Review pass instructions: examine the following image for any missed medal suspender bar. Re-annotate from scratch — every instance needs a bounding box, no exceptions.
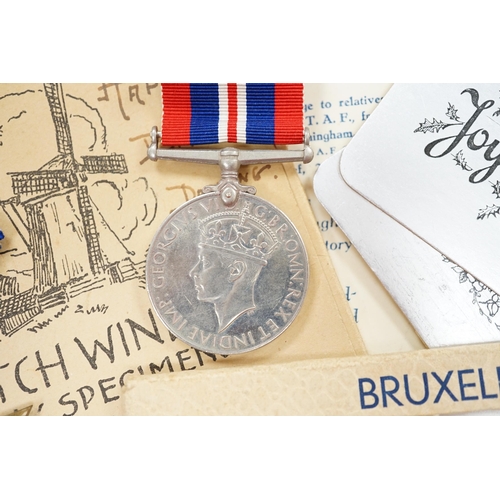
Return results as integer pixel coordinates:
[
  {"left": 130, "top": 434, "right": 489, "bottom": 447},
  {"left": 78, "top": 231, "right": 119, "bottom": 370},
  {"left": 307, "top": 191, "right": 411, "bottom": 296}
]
[{"left": 146, "top": 83, "right": 313, "bottom": 355}]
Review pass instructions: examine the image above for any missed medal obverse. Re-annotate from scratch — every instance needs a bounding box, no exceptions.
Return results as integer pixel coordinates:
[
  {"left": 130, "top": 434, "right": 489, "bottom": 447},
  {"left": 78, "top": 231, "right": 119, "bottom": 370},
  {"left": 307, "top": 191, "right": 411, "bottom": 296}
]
[
  {"left": 146, "top": 83, "right": 313, "bottom": 354},
  {"left": 147, "top": 189, "right": 308, "bottom": 355}
]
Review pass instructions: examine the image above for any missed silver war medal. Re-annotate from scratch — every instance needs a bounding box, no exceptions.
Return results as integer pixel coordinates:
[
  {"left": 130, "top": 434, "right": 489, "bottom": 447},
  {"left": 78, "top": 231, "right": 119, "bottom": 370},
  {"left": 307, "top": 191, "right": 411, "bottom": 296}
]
[{"left": 145, "top": 127, "right": 313, "bottom": 354}]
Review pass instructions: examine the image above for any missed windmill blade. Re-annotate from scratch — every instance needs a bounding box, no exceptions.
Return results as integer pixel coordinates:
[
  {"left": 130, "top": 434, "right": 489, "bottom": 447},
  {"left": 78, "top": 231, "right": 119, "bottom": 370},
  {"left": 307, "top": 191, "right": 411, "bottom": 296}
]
[
  {"left": 43, "top": 83, "right": 75, "bottom": 161},
  {"left": 81, "top": 153, "right": 128, "bottom": 174}
]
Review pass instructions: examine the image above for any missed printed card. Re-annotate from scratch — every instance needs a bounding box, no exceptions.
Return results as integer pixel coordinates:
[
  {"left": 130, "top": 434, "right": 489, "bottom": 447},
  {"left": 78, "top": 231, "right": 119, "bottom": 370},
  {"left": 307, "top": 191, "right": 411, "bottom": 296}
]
[
  {"left": 339, "top": 84, "right": 500, "bottom": 295},
  {"left": 315, "top": 150, "right": 500, "bottom": 347}
]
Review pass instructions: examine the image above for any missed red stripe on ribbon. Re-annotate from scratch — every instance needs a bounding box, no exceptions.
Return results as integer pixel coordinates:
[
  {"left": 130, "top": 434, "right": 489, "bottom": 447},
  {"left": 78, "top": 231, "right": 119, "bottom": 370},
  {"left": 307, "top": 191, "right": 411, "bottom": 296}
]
[
  {"left": 161, "top": 83, "right": 191, "bottom": 146},
  {"left": 227, "top": 83, "right": 238, "bottom": 143},
  {"left": 274, "top": 83, "right": 304, "bottom": 144}
]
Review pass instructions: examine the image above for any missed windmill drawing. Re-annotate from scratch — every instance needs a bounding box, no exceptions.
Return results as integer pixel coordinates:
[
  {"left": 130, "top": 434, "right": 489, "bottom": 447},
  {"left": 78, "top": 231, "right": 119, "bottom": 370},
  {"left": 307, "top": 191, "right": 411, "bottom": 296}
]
[{"left": 0, "top": 84, "right": 138, "bottom": 336}]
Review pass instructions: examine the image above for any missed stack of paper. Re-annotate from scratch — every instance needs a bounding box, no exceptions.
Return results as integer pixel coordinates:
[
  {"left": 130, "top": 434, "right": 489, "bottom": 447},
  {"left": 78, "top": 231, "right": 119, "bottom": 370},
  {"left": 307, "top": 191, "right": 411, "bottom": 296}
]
[{"left": 315, "top": 84, "right": 500, "bottom": 348}]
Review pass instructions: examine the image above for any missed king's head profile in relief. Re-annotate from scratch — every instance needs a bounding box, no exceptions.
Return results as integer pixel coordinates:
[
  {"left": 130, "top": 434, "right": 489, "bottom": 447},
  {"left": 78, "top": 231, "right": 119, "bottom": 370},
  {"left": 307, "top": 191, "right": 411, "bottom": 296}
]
[{"left": 189, "top": 203, "right": 279, "bottom": 333}]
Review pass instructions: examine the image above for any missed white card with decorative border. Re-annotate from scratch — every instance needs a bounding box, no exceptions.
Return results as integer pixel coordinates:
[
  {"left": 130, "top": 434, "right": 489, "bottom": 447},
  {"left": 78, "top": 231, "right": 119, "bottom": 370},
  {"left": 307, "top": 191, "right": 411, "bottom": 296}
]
[{"left": 336, "top": 84, "right": 500, "bottom": 297}]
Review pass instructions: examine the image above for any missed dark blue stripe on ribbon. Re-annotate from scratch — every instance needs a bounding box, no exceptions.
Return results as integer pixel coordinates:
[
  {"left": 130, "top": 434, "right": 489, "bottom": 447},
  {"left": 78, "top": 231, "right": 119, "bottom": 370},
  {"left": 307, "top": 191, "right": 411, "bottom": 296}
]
[
  {"left": 190, "top": 84, "right": 219, "bottom": 145},
  {"left": 246, "top": 84, "right": 275, "bottom": 144}
]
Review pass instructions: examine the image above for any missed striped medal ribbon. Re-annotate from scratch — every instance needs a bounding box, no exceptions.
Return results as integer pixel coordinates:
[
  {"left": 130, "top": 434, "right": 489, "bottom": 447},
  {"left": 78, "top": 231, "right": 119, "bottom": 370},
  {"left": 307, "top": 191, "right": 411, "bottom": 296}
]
[{"left": 161, "top": 83, "right": 304, "bottom": 146}]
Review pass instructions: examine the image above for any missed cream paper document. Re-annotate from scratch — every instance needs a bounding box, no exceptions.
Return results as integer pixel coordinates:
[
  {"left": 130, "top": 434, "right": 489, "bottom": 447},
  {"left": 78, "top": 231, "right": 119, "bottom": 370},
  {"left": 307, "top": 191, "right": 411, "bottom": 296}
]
[{"left": 300, "top": 84, "right": 424, "bottom": 353}]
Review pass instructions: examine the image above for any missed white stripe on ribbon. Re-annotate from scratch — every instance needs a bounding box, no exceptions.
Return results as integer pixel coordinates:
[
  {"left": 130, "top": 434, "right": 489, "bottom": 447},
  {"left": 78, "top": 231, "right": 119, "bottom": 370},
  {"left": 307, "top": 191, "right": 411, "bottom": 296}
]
[
  {"left": 218, "top": 83, "right": 228, "bottom": 143},
  {"left": 236, "top": 83, "right": 247, "bottom": 143}
]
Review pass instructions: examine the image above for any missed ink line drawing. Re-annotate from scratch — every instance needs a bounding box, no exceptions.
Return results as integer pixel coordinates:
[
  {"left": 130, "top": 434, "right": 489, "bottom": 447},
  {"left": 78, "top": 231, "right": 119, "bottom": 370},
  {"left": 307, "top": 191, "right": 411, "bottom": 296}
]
[
  {"left": 443, "top": 256, "right": 500, "bottom": 331},
  {"left": 0, "top": 84, "right": 156, "bottom": 337},
  {"left": 414, "top": 88, "right": 500, "bottom": 221}
]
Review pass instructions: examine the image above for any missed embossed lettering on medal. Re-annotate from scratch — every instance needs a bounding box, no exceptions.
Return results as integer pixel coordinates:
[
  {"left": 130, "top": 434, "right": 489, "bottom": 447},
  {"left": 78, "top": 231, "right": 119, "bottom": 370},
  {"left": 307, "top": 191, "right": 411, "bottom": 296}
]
[{"left": 147, "top": 189, "right": 308, "bottom": 354}]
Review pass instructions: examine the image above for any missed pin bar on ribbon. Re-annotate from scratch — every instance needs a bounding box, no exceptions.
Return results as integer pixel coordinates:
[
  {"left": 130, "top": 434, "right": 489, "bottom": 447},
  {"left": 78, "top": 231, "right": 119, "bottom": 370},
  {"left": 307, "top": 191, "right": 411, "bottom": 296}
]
[{"left": 161, "top": 83, "right": 304, "bottom": 146}]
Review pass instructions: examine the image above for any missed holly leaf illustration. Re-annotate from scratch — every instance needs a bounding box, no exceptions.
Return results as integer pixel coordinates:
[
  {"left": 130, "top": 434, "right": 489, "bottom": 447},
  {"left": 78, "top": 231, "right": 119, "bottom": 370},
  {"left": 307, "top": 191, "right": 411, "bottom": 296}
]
[
  {"left": 491, "top": 180, "right": 500, "bottom": 199},
  {"left": 414, "top": 118, "right": 450, "bottom": 134},
  {"left": 477, "top": 204, "right": 500, "bottom": 220},
  {"left": 452, "top": 150, "right": 472, "bottom": 171},
  {"left": 446, "top": 103, "right": 460, "bottom": 122}
]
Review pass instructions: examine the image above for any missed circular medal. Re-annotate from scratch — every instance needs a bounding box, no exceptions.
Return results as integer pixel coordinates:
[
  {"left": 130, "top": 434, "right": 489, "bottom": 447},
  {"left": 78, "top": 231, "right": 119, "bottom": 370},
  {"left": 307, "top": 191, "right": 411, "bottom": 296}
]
[{"left": 146, "top": 191, "right": 308, "bottom": 355}]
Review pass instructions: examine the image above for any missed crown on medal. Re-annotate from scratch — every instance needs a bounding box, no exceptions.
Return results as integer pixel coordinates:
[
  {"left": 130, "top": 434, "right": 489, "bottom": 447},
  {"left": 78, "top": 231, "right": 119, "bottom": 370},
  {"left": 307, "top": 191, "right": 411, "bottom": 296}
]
[{"left": 199, "top": 203, "right": 279, "bottom": 264}]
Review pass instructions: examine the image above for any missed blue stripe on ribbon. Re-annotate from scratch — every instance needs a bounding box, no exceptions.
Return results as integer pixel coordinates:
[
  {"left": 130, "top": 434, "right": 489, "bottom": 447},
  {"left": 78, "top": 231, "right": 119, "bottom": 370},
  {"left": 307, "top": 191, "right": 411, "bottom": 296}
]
[
  {"left": 190, "top": 84, "right": 219, "bottom": 145},
  {"left": 246, "top": 84, "right": 275, "bottom": 144}
]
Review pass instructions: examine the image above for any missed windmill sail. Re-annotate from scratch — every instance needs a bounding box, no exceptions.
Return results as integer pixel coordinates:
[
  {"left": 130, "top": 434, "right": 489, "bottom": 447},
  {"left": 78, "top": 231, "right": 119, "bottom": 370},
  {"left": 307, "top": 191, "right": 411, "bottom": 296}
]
[{"left": 43, "top": 83, "right": 75, "bottom": 162}]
